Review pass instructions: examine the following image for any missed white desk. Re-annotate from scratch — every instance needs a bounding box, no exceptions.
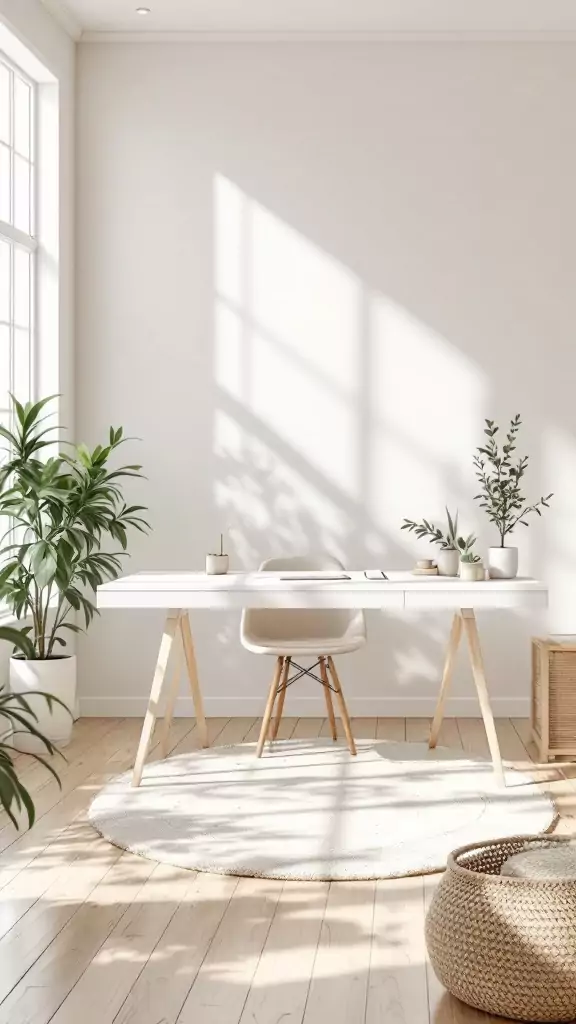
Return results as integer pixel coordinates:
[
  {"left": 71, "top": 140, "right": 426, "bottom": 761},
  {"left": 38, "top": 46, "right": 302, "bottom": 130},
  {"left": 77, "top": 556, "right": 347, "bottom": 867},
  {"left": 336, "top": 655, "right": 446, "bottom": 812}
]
[{"left": 97, "top": 571, "right": 548, "bottom": 787}]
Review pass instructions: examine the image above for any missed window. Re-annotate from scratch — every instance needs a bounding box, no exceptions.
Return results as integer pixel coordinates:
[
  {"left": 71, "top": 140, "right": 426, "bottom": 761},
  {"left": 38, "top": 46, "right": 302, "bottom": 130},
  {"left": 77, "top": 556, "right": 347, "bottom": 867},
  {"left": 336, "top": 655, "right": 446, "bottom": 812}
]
[{"left": 0, "top": 52, "right": 36, "bottom": 430}]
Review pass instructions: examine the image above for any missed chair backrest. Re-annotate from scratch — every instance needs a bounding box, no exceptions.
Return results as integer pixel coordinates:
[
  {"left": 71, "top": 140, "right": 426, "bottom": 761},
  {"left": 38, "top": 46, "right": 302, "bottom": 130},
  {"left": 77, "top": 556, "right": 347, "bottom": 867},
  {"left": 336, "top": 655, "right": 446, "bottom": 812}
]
[{"left": 241, "top": 554, "right": 355, "bottom": 646}]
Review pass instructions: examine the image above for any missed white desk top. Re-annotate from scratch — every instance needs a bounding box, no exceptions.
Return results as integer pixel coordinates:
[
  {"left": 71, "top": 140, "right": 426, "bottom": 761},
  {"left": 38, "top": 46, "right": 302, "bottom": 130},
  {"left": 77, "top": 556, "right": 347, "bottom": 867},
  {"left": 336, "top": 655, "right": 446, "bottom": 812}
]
[{"left": 97, "top": 571, "right": 548, "bottom": 611}]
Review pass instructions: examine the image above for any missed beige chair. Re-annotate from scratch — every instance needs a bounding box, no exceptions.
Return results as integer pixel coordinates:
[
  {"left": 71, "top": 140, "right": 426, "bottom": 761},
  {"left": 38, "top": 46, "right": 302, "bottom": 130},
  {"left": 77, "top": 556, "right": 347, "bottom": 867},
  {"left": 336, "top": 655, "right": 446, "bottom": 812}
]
[{"left": 241, "top": 555, "right": 367, "bottom": 757}]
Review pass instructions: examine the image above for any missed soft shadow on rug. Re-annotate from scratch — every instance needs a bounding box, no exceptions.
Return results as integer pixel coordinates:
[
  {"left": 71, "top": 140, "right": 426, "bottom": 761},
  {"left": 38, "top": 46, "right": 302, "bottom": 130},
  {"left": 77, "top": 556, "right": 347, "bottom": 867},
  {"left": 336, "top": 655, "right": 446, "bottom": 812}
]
[{"left": 88, "top": 740, "right": 556, "bottom": 880}]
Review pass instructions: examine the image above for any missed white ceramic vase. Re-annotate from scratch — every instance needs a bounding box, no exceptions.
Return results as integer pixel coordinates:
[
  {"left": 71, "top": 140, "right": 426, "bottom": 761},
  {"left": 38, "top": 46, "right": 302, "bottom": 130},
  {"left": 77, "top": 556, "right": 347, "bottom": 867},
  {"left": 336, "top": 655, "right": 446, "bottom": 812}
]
[
  {"left": 436, "top": 549, "right": 460, "bottom": 577},
  {"left": 206, "top": 553, "right": 229, "bottom": 575},
  {"left": 488, "top": 546, "right": 518, "bottom": 579},
  {"left": 9, "top": 655, "right": 76, "bottom": 751}
]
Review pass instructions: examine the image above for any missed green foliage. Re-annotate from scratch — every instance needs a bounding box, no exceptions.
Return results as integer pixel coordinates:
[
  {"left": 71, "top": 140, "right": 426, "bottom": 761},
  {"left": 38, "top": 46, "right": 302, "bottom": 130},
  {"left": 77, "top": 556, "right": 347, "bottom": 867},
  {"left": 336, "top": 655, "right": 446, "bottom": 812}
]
[
  {"left": 0, "top": 625, "right": 66, "bottom": 829},
  {"left": 0, "top": 395, "right": 150, "bottom": 659},
  {"left": 473, "top": 415, "right": 552, "bottom": 547},
  {"left": 458, "top": 534, "right": 480, "bottom": 563},
  {"left": 401, "top": 507, "right": 460, "bottom": 550}
]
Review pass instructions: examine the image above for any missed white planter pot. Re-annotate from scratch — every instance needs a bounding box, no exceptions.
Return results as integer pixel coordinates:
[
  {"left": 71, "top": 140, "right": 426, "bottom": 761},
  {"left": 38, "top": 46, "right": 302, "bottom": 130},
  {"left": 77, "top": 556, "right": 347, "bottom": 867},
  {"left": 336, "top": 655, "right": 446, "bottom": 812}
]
[
  {"left": 9, "top": 655, "right": 76, "bottom": 751},
  {"left": 436, "top": 549, "right": 460, "bottom": 577},
  {"left": 206, "top": 553, "right": 229, "bottom": 575},
  {"left": 488, "top": 546, "right": 518, "bottom": 579},
  {"left": 460, "top": 561, "right": 480, "bottom": 582}
]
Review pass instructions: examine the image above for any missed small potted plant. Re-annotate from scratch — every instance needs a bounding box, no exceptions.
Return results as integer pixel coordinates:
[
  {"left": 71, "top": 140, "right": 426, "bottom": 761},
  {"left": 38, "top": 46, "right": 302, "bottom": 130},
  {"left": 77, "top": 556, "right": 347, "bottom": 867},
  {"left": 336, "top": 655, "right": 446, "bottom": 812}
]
[
  {"left": 458, "top": 535, "right": 484, "bottom": 581},
  {"left": 473, "top": 415, "right": 552, "bottom": 579},
  {"left": 401, "top": 508, "right": 460, "bottom": 576},
  {"left": 206, "top": 533, "right": 229, "bottom": 575},
  {"left": 0, "top": 395, "right": 149, "bottom": 750}
]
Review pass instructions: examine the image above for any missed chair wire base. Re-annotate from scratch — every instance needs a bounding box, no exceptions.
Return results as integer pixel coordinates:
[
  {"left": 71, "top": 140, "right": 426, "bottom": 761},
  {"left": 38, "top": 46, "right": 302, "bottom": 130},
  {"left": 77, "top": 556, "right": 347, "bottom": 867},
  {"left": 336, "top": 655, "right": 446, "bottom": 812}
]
[{"left": 256, "top": 655, "right": 356, "bottom": 757}]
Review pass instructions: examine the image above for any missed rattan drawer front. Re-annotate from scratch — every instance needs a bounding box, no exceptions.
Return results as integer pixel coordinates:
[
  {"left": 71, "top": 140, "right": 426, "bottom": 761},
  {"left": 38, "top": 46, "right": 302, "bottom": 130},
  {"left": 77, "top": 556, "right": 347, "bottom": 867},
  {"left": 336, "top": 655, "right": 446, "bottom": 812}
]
[{"left": 532, "top": 639, "right": 576, "bottom": 759}]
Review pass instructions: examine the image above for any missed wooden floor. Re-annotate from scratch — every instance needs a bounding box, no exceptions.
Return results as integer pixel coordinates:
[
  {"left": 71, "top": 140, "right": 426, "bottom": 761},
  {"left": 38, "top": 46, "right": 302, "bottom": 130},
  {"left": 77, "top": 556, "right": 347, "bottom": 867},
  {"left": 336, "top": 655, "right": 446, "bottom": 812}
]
[{"left": 0, "top": 716, "right": 574, "bottom": 1024}]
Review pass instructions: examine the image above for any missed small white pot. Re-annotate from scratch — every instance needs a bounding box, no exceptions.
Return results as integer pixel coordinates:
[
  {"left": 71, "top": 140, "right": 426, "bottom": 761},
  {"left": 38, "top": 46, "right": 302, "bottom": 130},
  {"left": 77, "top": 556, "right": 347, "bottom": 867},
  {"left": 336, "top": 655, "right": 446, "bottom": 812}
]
[
  {"left": 9, "top": 655, "right": 76, "bottom": 751},
  {"left": 460, "top": 561, "right": 481, "bottom": 582},
  {"left": 436, "top": 549, "right": 460, "bottom": 577},
  {"left": 488, "top": 546, "right": 518, "bottom": 579},
  {"left": 206, "top": 553, "right": 229, "bottom": 575}
]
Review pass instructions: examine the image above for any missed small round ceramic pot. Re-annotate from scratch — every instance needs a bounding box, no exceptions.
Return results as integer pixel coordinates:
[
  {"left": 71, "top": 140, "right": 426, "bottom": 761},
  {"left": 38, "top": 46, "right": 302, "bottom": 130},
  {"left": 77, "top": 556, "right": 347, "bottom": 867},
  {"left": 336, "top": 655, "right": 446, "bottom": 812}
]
[{"left": 206, "top": 553, "right": 229, "bottom": 575}]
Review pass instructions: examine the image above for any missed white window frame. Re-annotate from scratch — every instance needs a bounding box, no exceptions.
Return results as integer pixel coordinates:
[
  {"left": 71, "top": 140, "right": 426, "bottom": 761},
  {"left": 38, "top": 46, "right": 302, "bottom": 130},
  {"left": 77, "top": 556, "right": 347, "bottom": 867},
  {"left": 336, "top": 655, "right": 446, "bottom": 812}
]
[{"left": 0, "top": 48, "right": 38, "bottom": 427}]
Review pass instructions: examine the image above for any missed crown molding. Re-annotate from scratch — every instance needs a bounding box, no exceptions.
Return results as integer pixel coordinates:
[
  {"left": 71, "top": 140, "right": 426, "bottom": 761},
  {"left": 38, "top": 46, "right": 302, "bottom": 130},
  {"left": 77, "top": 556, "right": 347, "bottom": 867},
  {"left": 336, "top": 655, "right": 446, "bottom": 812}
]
[
  {"left": 40, "top": 0, "right": 82, "bottom": 41},
  {"left": 79, "top": 29, "right": 576, "bottom": 44}
]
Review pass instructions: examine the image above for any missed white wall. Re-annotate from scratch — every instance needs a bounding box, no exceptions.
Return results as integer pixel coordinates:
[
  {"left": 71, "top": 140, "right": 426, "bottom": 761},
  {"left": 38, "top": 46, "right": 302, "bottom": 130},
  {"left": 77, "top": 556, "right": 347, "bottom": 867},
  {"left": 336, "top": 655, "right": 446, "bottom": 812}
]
[
  {"left": 76, "top": 41, "right": 575, "bottom": 717},
  {"left": 0, "top": 0, "right": 75, "bottom": 682}
]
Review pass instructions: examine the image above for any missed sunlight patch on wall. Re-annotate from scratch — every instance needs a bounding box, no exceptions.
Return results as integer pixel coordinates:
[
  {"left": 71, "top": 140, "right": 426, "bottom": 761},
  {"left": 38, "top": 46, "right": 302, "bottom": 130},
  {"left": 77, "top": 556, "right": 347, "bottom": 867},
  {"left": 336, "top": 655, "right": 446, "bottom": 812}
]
[
  {"left": 368, "top": 294, "right": 487, "bottom": 540},
  {"left": 214, "top": 174, "right": 361, "bottom": 499},
  {"left": 213, "top": 409, "right": 351, "bottom": 567}
]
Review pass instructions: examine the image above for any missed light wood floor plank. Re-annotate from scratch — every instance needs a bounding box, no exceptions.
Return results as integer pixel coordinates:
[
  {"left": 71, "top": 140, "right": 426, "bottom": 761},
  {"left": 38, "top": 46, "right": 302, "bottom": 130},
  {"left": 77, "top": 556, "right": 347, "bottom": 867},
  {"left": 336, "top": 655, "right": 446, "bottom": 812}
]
[
  {"left": 239, "top": 880, "right": 329, "bottom": 1024},
  {"left": 456, "top": 718, "right": 490, "bottom": 759},
  {"left": 366, "top": 876, "right": 428, "bottom": 1024},
  {"left": 0, "top": 827, "right": 124, "bottom": 1004},
  {"left": 114, "top": 871, "right": 238, "bottom": 1024},
  {"left": 50, "top": 863, "right": 192, "bottom": 1024},
  {"left": 376, "top": 718, "right": 405, "bottom": 742},
  {"left": 292, "top": 718, "right": 324, "bottom": 740},
  {"left": 0, "top": 850, "right": 156, "bottom": 1024},
  {"left": 406, "top": 718, "right": 431, "bottom": 743},
  {"left": 303, "top": 881, "right": 375, "bottom": 1024},
  {"left": 350, "top": 718, "right": 378, "bottom": 739},
  {"left": 213, "top": 717, "right": 257, "bottom": 747},
  {"left": 177, "top": 875, "right": 283, "bottom": 1024}
]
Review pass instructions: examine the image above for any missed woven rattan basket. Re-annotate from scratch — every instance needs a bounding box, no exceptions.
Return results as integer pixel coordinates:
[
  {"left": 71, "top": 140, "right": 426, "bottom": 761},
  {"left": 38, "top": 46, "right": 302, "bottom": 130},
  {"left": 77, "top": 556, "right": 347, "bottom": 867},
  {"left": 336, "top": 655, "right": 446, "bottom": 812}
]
[{"left": 425, "top": 836, "right": 576, "bottom": 1022}]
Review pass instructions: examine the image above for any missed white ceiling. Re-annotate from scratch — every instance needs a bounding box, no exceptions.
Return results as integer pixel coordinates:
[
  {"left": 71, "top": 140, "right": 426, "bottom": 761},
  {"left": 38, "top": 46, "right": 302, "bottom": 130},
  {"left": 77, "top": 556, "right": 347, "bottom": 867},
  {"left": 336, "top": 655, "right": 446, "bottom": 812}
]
[{"left": 43, "top": 0, "right": 576, "bottom": 37}]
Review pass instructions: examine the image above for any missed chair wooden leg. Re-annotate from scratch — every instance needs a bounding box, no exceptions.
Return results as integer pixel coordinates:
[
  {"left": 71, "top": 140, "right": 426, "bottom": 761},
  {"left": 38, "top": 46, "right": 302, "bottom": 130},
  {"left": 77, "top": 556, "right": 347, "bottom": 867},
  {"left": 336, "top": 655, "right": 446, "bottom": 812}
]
[
  {"left": 271, "top": 657, "right": 290, "bottom": 740},
  {"left": 320, "top": 657, "right": 337, "bottom": 741},
  {"left": 429, "top": 611, "right": 462, "bottom": 749},
  {"left": 257, "top": 658, "right": 284, "bottom": 758},
  {"left": 327, "top": 657, "right": 356, "bottom": 755}
]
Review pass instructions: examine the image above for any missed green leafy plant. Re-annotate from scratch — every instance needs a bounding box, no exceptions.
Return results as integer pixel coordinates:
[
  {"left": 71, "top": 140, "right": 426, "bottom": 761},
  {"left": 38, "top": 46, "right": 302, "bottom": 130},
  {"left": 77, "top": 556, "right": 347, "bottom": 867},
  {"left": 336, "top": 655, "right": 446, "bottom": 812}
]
[
  {"left": 401, "top": 507, "right": 460, "bottom": 550},
  {"left": 0, "top": 626, "right": 65, "bottom": 828},
  {"left": 458, "top": 534, "right": 480, "bottom": 563},
  {"left": 0, "top": 394, "right": 150, "bottom": 659},
  {"left": 473, "top": 415, "right": 553, "bottom": 548}
]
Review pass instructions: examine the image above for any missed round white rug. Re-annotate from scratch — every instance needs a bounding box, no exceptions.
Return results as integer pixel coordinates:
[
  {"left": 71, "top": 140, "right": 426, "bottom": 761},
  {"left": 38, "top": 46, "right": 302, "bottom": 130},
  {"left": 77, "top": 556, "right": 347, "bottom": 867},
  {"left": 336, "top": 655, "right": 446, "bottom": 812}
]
[{"left": 89, "top": 739, "right": 556, "bottom": 880}]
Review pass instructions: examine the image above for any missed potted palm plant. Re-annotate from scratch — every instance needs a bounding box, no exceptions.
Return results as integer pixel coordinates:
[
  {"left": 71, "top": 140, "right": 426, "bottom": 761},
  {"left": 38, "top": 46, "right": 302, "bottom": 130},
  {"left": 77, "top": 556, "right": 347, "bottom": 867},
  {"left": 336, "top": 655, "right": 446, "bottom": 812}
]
[
  {"left": 473, "top": 415, "right": 552, "bottom": 578},
  {"left": 0, "top": 625, "right": 64, "bottom": 829},
  {"left": 0, "top": 395, "right": 149, "bottom": 750},
  {"left": 401, "top": 507, "right": 461, "bottom": 576}
]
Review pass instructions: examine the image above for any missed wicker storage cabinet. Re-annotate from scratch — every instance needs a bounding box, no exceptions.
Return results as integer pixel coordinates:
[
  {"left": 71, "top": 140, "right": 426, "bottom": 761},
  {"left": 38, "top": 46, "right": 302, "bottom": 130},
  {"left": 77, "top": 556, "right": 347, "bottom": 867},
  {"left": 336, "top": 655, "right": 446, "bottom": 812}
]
[{"left": 532, "top": 636, "right": 576, "bottom": 761}]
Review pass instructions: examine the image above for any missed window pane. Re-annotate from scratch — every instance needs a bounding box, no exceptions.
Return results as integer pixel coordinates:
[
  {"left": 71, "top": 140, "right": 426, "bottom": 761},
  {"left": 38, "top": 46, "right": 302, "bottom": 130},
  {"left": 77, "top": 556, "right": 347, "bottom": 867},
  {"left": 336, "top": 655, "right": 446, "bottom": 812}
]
[
  {"left": 14, "top": 247, "right": 29, "bottom": 328},
  {"left": 14, "top": 77, "right": 30, "bottom": 159},
  {"left": 0, "top": 239, "right": 9, "bottom": 323},
  {"left": 14, "top": 327, "right": 30, "bottom": 403},
  {"left": 0, "top": 64, "right": 9, "bottom": 145},
  {"left": 0, "top": 143, "right": 10, "bottom": 222},
  {"left": 0, "top": 325, "right": 10, "bottom": 409},
  {"left": 13, "top": 155, "right": 30, "bottom": 233}
]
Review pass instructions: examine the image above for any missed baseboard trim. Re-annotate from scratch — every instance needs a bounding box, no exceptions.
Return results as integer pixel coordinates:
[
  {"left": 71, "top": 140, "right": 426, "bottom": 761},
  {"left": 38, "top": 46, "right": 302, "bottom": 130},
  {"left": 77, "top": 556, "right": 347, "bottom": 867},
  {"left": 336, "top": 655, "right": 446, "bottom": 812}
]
[{"left": 80, "top": 696, "right": 530, "bottom": 718}]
